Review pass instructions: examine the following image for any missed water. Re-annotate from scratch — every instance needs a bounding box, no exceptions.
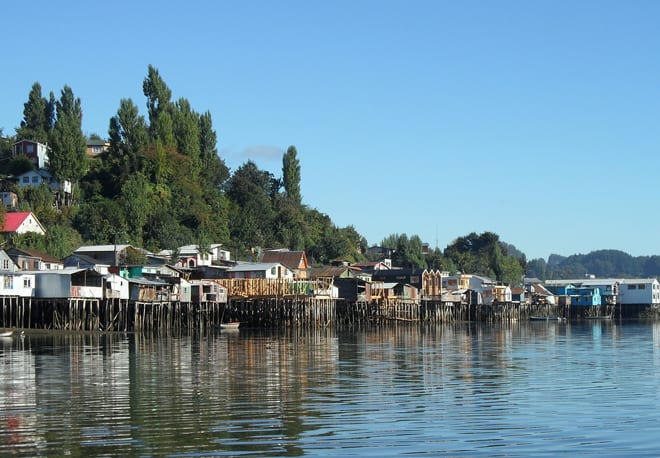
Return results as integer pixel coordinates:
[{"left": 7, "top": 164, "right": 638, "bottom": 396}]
[{"left": 2, "top": 321, "right": 660, "bottom": 456}]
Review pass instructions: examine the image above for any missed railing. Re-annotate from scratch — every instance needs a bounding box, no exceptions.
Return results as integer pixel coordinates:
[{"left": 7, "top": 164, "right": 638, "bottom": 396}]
[{"left": 215, "top": 278, "right": 334, "bottom": 298}]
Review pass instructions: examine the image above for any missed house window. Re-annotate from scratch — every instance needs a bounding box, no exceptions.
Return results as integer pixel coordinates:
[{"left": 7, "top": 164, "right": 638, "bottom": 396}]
[
  {"left": 22, "top": 261, "right": 28, "bottom": 270},
  {"left": 22, "top": 176, "right": 29, "bottom": 183},
  {"left": 23, "top": 278, "right": 31, "bottom": 288},
  {"left": 270, "top": 267, "right": 277, "bottom": 276},
  {"left": 628, "top": 284, "right": 637, "bottom": 290},
  {"left": 92, "top": 146, "right": 101, "bottom": 153},
  {"left": 32, "top": 176, "right": 39, "bottom": 183},
  {"left": 4, "top": 276, "right": 12, "bottom": 289},
  {"left": 639, "top": 284, "right": 646, "bottom": 290},
  {"left": 2, "top": 260, "right": 8, "bottom": 270},
  {"left": 26, "top": 144, "right": 34, "bottom": 153}
]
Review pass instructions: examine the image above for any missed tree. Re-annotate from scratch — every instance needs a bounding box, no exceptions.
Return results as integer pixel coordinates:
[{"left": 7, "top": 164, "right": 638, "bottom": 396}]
[
  {"left": 282, "top": 145, "right": 301, "bottom": 204},
  {"left": 198, "top": 111, "right": 229, "bottom": 188},
  {"left": 172, "top": 98, "right": 201, "bottom": 179},
  {"left": 49, "top": 86, "right": 87, "bottom": 186},
  {"left": 143, "top": 65, "right": 174, "bottom": 147},
  {"left": 106, "top": 98, "right": 148, "bottom": 192},
  {"left": 16, "top": 82, "right": 53, "bottom": 144}
]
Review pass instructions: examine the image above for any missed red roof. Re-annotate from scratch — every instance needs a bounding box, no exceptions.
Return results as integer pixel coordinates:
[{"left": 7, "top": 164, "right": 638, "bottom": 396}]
[{"left": 1, "top": 212, "right": 32, "bottom": 232}]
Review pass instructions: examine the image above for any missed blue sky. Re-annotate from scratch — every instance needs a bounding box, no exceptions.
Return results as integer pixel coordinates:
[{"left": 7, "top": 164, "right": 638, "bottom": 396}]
[{"left": 2, "top": 1, "right": 659, "bottom": 260}]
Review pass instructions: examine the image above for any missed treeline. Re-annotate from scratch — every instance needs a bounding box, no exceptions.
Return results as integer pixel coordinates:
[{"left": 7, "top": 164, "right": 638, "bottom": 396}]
[
  {"left": 0, "top": 66, "right": 369, "bottom": 264},
  {"left": 1, "top": 66, "right": 655, "bottom": 284},
  {"left": 527, "top": 250, "right": 660, "bottom": 280}
]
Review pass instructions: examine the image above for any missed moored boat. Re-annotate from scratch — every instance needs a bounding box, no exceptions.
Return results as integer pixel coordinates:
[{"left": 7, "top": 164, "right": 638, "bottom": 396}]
[
  {"left": 220, "top": 322, "right": 240, "bottom": 330},
  {"left": 530, "top": 316, "right": 565, "bottom": 322},
  {"left": 0, "top": 330, "right": 14, "bottom": 338}
]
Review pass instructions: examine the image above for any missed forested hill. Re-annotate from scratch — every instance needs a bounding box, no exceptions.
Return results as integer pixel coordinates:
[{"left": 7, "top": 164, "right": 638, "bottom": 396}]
[
  {"left": 526, "top": 250, "right": 660, "bottom": 280},
  {"left": 0, "top": 67, "right": 658, "bottom": 283}
]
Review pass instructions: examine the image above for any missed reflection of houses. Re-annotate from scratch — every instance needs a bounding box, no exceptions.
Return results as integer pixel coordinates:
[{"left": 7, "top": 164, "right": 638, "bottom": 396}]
[
  {"left": 261, "top": 249, "right": 309, "bottom": 279},
  {"left": 0, "top": 211, "right": 46, "bottom": 236},
  {"left": 7, "top": 247, "right": 63, "bottom": 271},
  {"left": 226, "top": 262, "right": 293, "bottom": 280}
]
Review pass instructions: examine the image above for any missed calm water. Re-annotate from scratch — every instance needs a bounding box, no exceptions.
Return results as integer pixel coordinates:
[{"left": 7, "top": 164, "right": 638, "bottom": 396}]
[{"left": 2, "top": 320, "right": 660, "bottom": 457}]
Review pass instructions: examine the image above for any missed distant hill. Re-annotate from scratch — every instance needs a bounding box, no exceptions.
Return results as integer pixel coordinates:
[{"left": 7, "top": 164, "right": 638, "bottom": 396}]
[{"left": 526, "top": 250, "right": 660, "bottom": 280}]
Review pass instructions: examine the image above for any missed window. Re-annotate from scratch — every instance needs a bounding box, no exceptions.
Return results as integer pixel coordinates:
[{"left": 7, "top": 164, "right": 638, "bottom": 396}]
[
  {"left": 32, "top": 176, "right": 39, "bottom": 183},
  {"left": 639, "top": 284, "right": 646, "bottom": 290},
  {"left": 628, "top": 284, "right": 637, "bottom": 290},
  {"left": 23, "top": 278, "right": 31, "bottom": 288},
  {"left": 2, "top": 260, "right": 8, "bottom": 270},
  {"left": 22, "top": 176, "right": 29, "bottom": 183}
]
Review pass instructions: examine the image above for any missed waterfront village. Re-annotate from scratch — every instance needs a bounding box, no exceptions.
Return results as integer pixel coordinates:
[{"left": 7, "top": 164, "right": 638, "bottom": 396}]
[
  {"left": 0, "top": 208, "right": 659, "bottom": 332},
  {"left": 1, "top": 139, "right": 659, "bottom": 331}
]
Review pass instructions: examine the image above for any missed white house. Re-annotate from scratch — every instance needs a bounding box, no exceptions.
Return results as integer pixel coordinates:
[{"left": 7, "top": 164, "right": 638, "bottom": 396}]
[
  {"left": 0, "top": 212, "right": 46, "bottom": 236},
  {"left": 158, "top": 244, "right": 231, "bottom": 268},
  {"left": 226, "top": 262, "right": 293, "bottom": 280},
  {"left": 618, "top": 279, "right": 660, "bottom": 305},
  {"left": 0, "top": 271, "right": 36, "bottom": 297},
  {"left": 103, "top": 273, "right": 129, "bottom": 300}
]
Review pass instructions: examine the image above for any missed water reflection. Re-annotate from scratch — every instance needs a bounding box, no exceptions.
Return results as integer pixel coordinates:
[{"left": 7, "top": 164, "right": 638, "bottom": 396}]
[{"left": 1, "top": 322, "right": 660, "bottom": 456}]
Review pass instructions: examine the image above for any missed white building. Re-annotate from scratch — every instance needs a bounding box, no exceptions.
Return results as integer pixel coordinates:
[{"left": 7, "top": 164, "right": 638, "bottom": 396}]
[
  {"left": 226, "top": 262, "right": 293, "bottom": 280},
  {"left": 618, "top": 279, "right": 660, "bottom": 305}
]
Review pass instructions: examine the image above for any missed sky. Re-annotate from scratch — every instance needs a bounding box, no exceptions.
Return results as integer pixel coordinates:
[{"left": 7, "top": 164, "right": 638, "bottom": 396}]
[{"left": 1, "top": 0, "right": 659, "bottom": 260}]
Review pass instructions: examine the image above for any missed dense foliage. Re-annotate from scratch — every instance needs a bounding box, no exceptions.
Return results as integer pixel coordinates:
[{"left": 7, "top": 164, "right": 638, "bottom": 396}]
[
  {"left": 1, "top": 68, "right": 658, "bottom": 283},
  {"left": 526, "top": 250, "right": 660, "bottom": 280},
  {"left": 0, "top": 67, "right": 367, "bottom": 263}
]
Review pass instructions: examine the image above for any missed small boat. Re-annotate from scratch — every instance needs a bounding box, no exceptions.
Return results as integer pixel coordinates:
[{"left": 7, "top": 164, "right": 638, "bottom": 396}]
[
  {"left": 220, "top": 322, "right": 240, "bottom": 330},
  {"left": 0, "top": 330, "right": 14, "bottom": 338},
  {"left": 530, "top": 316, "right": 564, "bottom": 322},
  {"left": 585, "top": 315, "right": 612, "bottom": 320}
]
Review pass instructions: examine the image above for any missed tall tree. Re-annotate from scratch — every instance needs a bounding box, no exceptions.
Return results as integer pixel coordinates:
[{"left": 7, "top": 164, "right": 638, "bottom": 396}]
[
  {"left": 49, "top": 86, "right": 87, "bottom": 184},
  {"left": 16, "top": 82, "right": 53, "bottom": 144},
  {"left": 143, "top": 65, "right": 174, "bottom": 147},
  {"left": 172, "top": 98, "right": 201, "bottom": 179},
  {"left": 198, "top": 111, "right": 229, "bottom": 188},
  {"left": 107, "top": 98, "right": 149, "bottom": 192},
  {"left": 282, "top": 145, "right": 301, "bottom": 204}
]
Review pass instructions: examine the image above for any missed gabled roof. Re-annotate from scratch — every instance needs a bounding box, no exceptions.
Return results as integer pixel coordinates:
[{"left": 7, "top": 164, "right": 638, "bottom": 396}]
[
  {"left": 1, "top": 212, "right": 44, "bottom": 233},
  {"left": 7, "top": 247, "right": 61, "bottom": 264},
  {"left": 307, "top": 265, "right": 355, "bottom": 279},
  {"left": 261, "top": 250, "right": 308, "bottom": 270}
]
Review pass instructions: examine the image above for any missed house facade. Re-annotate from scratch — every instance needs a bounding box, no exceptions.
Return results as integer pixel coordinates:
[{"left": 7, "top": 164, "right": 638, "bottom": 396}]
[
  {"left": 261, "top": 249, "right": 309, "bottom": 279},
  {"left": 7, "top": 247, "right": 63, "bottom": 271},
  {"left": 618, "top": 279, "right": 660, "bottom": 305},
  {"left": 0, "top": 212, "right": 46, "bottom": 236},
  {"left": 226, "top": 262, "right": 293, "bottom": 280},
  {"left": 12, "top": 139, "right": 49, "bottom": 168}
]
